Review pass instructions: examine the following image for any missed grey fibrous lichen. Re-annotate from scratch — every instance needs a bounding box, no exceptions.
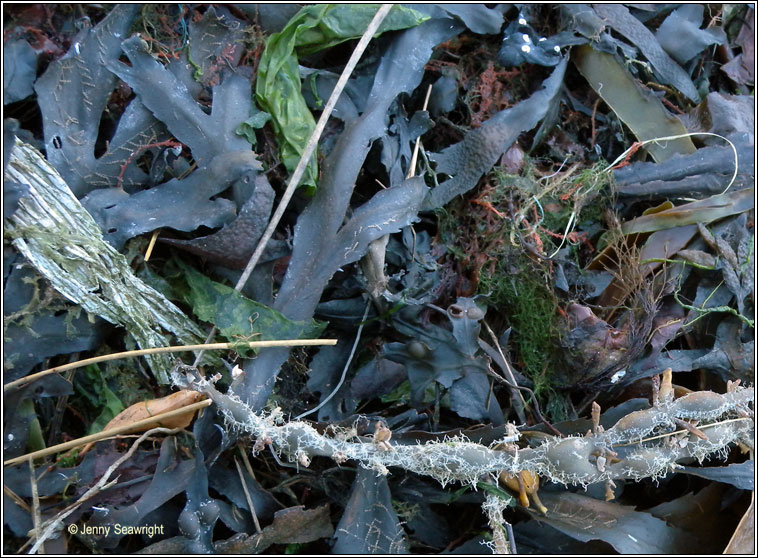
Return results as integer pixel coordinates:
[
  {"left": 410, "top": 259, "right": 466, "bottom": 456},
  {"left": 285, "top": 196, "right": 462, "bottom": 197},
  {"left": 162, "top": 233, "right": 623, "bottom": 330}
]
[{"left": 174, "top": 366, "right": 754, "bottom": 489}]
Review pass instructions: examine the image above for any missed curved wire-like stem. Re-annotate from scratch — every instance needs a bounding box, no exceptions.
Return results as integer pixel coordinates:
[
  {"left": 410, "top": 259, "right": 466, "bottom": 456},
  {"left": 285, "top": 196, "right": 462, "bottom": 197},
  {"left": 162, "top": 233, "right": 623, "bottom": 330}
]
[
  {"left": 605, "top": 131, "right": 739, "bottom": 195},
  {"left": 296, "top": 301, "right": 371, "bottom": 420}
]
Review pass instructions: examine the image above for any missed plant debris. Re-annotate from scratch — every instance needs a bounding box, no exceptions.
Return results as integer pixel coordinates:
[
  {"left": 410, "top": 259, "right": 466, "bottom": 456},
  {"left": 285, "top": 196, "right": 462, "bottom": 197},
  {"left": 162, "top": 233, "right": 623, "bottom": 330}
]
[{"left": 3, "top": 4, "right": 754, "bottom": 555}]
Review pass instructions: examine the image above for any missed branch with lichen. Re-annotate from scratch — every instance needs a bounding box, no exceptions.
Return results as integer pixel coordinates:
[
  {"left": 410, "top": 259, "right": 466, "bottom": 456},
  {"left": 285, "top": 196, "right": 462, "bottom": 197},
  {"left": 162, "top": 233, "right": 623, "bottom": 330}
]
[
  {"left": 173, "top": 366, "right": 753, "bottom": 491},
  {"left": 5, "top": 140, "right": 208, "bottom": 382}
]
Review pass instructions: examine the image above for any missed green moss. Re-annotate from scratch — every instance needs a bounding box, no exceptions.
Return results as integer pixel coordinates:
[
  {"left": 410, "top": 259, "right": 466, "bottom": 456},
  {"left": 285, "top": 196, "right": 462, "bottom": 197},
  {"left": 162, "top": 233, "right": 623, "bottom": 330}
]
[
  {"left": 435, "top": 157, "right": 616, "bottom": 420},
  {"left": 380, "top": 379, "right": 442, "bottom": 408},
  {"left": 479, "top": 264, "right": 560, "bottom": 398},
  {"left": 391, "top": 500, "right": 421, "bottom": 520}
]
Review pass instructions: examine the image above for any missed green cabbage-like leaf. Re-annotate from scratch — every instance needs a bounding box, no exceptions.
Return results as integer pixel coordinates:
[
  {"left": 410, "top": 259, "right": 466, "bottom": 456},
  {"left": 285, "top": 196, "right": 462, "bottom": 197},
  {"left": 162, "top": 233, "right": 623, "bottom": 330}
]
[
  {"left": 178, "top": 261, "right": 326, "bottom": 352},
  {"left": 256, "top": 4, "right": 429, "bottom": 191}
]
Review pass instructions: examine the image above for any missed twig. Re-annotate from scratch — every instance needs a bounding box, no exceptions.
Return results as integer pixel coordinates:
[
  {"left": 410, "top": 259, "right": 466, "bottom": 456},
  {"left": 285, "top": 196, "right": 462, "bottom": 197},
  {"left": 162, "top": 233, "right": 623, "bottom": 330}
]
[
  {"left": 47, "top": 367, "right": 77, "bottom": 446},
  {"left": 29, "top": 458, "right": 45, "bottom": 554},
  {"left": 144, "top": 229, "right": 161, "bottom": 262},
  {"left": 480, "top": 325, "right": 562, "bottom": 437},
  {"left": 406, "top": 84, "right": 433, "bottom": 179},
  {"left": 3, "top": 401, "right": 210, "bottom": 467},
  {"left": 28, "top": 427, "right": 182, "bottom": 554},
  {"left": 4, "top": 484, "right": 30, "bottom": 513},
  {"left": 505, "top": 522, "right": 517, "bottom": 554},
  {"left": 483, "top": 321, "right": 527, "bottom": 423},
  {"left": 237, "top": 445, "right": 263, "bottom": 534},
  {"left": 234, "top": 455, "right": 262, "bottom": 534},
  {"left": 5, "top": 339, "right": 337, "bottom": 391},
  {"left": 192, "top": 4, "right": 393, "bottom": 366}
]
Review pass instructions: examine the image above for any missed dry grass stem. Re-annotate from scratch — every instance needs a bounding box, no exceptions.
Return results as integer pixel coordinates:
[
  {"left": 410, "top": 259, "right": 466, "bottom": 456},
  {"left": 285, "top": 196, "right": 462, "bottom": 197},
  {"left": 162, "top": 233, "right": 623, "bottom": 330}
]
[
  {"left": 5, "top": 339, "right": 337, "bottom": 391},
  {"left": 3, "top": 400, "right": 211, "bottom": 467}
]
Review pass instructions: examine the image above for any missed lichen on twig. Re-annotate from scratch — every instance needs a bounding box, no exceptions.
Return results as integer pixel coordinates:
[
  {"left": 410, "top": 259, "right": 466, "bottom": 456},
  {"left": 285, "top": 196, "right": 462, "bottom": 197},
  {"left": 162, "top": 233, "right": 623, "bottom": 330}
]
[{"left": 173, "top": 364, "right": 754, "bottom": 491}]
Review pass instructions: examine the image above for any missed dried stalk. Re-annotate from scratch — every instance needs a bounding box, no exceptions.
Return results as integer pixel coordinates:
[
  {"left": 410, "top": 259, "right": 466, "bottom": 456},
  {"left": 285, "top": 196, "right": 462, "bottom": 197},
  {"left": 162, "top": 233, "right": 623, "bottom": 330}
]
[
  {"left": 234, "top": 456, "right": 262, "bottom": 534},
  {"left": 3, "top": 401, "right": 210, "bottom": 467},
  {"left": 4, "top": 339, "right": 337, "bottom": 391},
  {"left": 29, "top": 458, "right": 44, "bottom": 554},
  {"left": 27, "top": 427, "right": 181, "bottom": 554}
]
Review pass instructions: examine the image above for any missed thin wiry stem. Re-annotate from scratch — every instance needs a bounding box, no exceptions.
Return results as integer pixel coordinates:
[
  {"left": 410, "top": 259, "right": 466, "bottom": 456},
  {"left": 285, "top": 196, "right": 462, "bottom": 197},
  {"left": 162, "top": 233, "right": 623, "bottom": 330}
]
[
  {"left": 29, "top": 458, "right": 45, "bottom": 554},
  {"left": 296, "top": 301, "right": 371, "bottom": 420},
  {"left": 234, "top": 455, "right": 262, "bottom": 534}
]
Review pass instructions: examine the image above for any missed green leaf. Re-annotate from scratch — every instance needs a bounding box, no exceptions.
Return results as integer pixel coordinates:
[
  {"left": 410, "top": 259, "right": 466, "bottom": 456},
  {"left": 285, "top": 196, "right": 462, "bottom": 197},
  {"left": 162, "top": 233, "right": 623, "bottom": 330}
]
[
  {"left": 255, "top": 4, "right": 429, "bottom": 191},
  {"left": 572, "top": 44, "right": 696, "bottom": 163},
  {"left": 76, "top": 365, "right": 126, "bottom": 435},
  {"left": 235, "top": 108, "right": 273, "bottom": 147},
  {"left": 475, "top": 481, "right": 516, "bottom": 503},
  {"left": 89, "top": 381, "right": 125, "bottom": 434},
  {"left": 178, "top": 261, "right": 326, "bottom": 353}
]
